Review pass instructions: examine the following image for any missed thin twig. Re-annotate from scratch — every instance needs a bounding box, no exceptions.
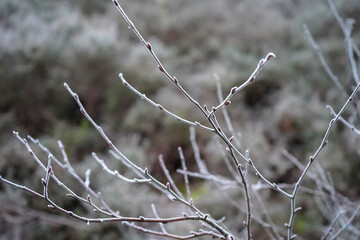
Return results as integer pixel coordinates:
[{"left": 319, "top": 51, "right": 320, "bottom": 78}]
[
  {"left": 151, "top": 203, "right": 168, "bottom": 234},
  {"left": 321, "top": 210, "right": 346, "bottom": 240},
  {"left": 329, "top": 204, "right": 360, "bottom": 240},
  {"left": 303, "top": 24, "right": 347, "bottom": 95},
  {"left": 159, "top": 154, "right": 184, "bottom": 199},
  {"left": 119, "top": 73, "right": 214, "bottom": 132},
  {"left": 124, "top": 222, "right": 227, "bottom": 240},
  {"left": 286, "top": 79, "right": 360, "bottom": 239},
  {"left": 178, "top": 147, "right": 191, "bottom": 201}
]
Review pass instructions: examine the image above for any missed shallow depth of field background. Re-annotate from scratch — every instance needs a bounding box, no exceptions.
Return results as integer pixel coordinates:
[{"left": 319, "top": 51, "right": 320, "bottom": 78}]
[{"left": 0, "top": 0, "right": 359, "bottom": 239}]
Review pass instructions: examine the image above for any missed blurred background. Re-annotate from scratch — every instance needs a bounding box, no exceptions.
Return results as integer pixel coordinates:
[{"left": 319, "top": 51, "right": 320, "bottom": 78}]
[{"left": 0, "top": 0, "right": 359, "bottom": 239}]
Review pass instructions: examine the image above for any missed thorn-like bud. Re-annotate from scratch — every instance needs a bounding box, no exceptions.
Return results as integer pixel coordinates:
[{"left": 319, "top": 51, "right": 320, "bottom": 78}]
[
  {"left": 122, "top": 80, "right": 128, "bottom": 87},
  {"left": 66, "top": 193, "right": 74, "bottom": 198},
  {"left": 80, "top": 107, "right": 85, "bottom": 114},
  {"left": 273, "top": 183, "right": 278, "bottom": 190},
  {"left": 249, "top": 77, "right": 255, "bottom": 83},
  {"left": 284, "top": 223, "right": 290, "bottom": 228},
  {"left": 248, "top": 158, "right": 253, "bottom": 166},
  {"left": 294, "top": 207, "right": 302, "bottom": 213},
  {"left": 68, "top": 211, "right": 74, "bottom": 216},
  {"left": 182, "top": 212, "right": 188, "bottom": 217},
  {"left": 146, "top": 42, "right": 152, "bottom": 50},
  {"left": 225, "top": 101, "right": 231, "bottom": 105},
  {"left": 204, "top": 105, "right": 207, "bottom": 111},
  {"left": 229, "top": 136, "right": 234, "bottom": 142},
  {"left": 231, "top": 87, "right": 237, "bottom": 94},
  {"left": 173, "top": 76, "right": 178, "bottom": 84},
  {"left": 144, "top": 168, "right": 148, "bottom": 175},
  {"left": 158, "top": 65, "right": 164, "bottom": 72},
  {"left": 266, "top": 52, "right": 276, "bottom": 61},
  {"left": 217, "top": 127, "right": 221, "bottom": 132},
  {"left": 204, "top": 214, "right": 208, "bottom": 220},
  {"left": 73, "top": 94, "right": 79, "bottom": 101},
  {"left": 212, "top": 106, "right": 216, "bottom": 112},
  {"left": 87, "top": 195, "right": 91, "bottom": 203},
  {"left": 309, "top": 156, "right": 314, "bottom": 163},
  {"left": 256, "top": 172, "right": 260, "bottom": 178},
  {"left": 349, "top": 98, "right": 353, "bottom": 102},
  {"left": 330, "top": 118, "right": 335, "bottom": 126},
  {"left": 166, "top": 182, "right": 170, "bottom": 190},
  {"left": 290, "top": 234, "right": 297, "bottom": 240},
  {"left": 139, "top": 216, "right": 145, "bottom": 221},
  {"left": 243, "top": 221, "right": 247, "bottom": 227},
  {"left": 28, "top": 150, "right": 33, "bottom": 156},
  {"left": 226, "top": 147, "right": 231, "bottom": 154},
  {"left": 113, "top": 0, "right": 118, "bottom": 7},
  {"left": 190, "top": 198, "right": 194, "bottom": 206},
  {"left": 322, "top": 140, "right": 328, "bottom": 148},
  {"left": 41, "top": 178, "right": 46, "bottom": 186},
  {"left": 157, "top": 104, "right": 163, "bottom": 110},
  {"left": 195, "top": 121, "right": 201, "bottom": 126},
  {"left": 47, "top": 205, "right": 55, "bottom": 209},
  {"left": 108, "top": 141, "right": 114, "bottom": 148}
]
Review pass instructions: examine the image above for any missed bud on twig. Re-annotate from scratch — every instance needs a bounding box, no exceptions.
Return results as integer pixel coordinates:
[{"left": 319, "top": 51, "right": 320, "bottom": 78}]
[
  {"left": 231, "top": 87, "right": 237, "bottom": 94},
  {"left": 266, "top": 52, "right": 276, "bottom": 61},
  {"left": 146, "top": 42, "right": 152, "bottom": 50},
  {"left": 41, "top": 178, "right": 46, "bottom": 186},
  {"left": 290, "top": 234, "right": 297, "bottom": 240}
]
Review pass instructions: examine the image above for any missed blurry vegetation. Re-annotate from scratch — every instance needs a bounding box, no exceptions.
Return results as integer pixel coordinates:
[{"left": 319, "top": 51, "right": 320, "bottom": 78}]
[{"left": 0, "top": 0, "right": 359, "bottom": 239}]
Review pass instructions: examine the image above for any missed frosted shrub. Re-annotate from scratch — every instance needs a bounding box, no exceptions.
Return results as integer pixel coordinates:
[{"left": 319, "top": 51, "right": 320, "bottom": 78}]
[{"left": 1, "top": 0, "right": 360, "bottom": 239}]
